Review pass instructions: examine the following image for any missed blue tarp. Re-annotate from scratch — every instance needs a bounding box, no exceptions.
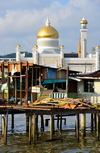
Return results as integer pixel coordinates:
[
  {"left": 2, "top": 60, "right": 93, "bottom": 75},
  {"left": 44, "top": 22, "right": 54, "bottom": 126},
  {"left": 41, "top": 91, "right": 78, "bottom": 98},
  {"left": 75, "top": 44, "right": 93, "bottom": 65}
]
[{"left": 47, "top": 68, "right": 56, "bottom": 79}]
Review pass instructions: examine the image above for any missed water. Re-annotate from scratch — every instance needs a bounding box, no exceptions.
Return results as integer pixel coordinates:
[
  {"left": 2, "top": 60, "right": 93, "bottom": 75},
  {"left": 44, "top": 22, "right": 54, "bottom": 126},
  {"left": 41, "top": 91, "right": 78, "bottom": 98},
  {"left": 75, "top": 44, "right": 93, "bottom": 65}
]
[{"left": 0, "top": 114, "right": 100, "bottom": 153}]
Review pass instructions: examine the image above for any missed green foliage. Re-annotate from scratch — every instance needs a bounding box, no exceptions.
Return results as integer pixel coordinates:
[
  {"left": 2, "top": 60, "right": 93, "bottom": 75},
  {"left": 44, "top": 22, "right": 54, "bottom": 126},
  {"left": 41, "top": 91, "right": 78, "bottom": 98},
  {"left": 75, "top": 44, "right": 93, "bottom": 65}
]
[{"left": 0, "top": 52, "right": 32, "bottom": 58}]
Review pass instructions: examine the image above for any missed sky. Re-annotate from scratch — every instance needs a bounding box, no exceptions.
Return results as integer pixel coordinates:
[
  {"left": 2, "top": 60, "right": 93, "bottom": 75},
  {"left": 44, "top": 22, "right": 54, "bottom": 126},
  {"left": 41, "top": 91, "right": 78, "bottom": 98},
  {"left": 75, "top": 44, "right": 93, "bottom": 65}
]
[{"left": 0, "top": 0, "right": 100, "bottom": 55}]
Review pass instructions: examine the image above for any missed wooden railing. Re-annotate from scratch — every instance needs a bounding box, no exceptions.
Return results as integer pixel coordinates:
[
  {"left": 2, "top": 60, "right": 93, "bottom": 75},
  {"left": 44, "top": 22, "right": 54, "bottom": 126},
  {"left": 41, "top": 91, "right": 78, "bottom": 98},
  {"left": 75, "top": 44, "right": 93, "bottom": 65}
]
[{"left": 52, "top": 92, "right": 67, "bottom": 98}]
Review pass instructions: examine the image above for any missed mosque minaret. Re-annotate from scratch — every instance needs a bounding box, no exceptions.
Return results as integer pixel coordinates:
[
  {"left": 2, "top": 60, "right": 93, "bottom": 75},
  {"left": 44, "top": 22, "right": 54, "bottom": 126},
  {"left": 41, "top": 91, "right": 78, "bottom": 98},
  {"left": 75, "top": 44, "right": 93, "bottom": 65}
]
[{"left": 80, "top": 17, "right": 88, "bottom": 58}]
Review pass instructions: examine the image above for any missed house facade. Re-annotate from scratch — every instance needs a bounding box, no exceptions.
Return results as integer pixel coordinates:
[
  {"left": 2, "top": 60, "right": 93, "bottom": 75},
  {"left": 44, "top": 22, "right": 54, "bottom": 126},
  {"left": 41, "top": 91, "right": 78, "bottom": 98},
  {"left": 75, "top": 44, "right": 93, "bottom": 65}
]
[{"left": 75, "top": 70, "right": 100, "bottom": 103}]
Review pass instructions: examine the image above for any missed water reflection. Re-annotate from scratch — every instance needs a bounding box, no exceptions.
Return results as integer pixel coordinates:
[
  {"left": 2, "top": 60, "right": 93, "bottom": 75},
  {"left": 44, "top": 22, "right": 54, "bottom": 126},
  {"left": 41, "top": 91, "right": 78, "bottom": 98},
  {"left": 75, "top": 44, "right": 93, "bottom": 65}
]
[{"left": 0, "top": 114, "right": 100, "bottom": 153}]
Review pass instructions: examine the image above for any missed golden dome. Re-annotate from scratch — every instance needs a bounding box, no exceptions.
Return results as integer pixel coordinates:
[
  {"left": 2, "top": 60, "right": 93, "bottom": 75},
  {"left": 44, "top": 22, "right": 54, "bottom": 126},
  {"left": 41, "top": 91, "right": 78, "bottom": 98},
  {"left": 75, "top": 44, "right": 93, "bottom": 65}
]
[
  {"left": 16, "top": 45, "right": 21, "bottom": 49},
  {"left": 96, "top": 46, "right": 100, "bottom": 48},
  {"left": 80, "top": 17, "right": 88, "bottom": 24},
  {"left": 37, "top": 26, "right": 59, "bottom": 39},
  {"left": 37, "top": 18, "right": 59, "bottom": 39}
]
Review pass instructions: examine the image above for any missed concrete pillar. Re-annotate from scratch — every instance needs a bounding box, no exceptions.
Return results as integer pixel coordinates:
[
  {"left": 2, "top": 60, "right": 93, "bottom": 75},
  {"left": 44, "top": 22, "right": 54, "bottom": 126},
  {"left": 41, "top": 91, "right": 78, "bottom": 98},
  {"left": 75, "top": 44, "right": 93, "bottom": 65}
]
[
  {"left": 82, "top": 38, "right": 86, "bottom": 58},
  {"left": 96, "top": 46, "right": 100, "bottom": 71},
  {"left": 16, "top": 45, "right": 21, "bottom": 61}
]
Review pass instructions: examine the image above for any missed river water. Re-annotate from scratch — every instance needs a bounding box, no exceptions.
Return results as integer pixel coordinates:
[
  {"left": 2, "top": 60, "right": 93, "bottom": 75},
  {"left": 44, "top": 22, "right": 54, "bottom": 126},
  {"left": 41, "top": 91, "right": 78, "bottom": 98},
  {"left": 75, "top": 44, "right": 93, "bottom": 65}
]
[{"left": 0, "top": 114, "right": 100, "bottom": 153}]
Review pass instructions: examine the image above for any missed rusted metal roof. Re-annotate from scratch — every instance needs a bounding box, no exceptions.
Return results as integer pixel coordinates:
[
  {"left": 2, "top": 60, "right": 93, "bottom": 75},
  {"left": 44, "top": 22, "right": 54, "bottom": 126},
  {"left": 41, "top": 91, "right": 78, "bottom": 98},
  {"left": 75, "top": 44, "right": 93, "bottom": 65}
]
[{"left": 75, "top": 70, "right": 100, "bottom": 78}]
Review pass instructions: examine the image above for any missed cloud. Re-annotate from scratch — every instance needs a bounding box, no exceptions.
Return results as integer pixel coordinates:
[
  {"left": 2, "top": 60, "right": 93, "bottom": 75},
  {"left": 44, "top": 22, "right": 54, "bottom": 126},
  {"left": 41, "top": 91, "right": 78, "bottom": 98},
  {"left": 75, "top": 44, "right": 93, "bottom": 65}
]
[
  {"left": 0, "top": 0, "right": 52, "bottom": 13},
  {"left": 0, "top": 0, "right": 100, "bottom": 55}
]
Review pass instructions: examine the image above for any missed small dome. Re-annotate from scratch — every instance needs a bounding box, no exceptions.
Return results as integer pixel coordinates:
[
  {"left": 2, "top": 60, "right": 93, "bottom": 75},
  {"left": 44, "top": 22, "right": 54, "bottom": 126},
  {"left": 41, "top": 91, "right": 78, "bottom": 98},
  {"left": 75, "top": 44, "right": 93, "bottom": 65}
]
[
  {"left": 16, "top": 45, "right": 21, "bottom": 49},
  {"left": 37, "top": 18, "right": 59, "bottom": 39},
  {"left": 96, "top": 46, "right": 100, "bottom": 48},
  {"left": 80, "top": 17, "right": 88, "bottom": 24}
]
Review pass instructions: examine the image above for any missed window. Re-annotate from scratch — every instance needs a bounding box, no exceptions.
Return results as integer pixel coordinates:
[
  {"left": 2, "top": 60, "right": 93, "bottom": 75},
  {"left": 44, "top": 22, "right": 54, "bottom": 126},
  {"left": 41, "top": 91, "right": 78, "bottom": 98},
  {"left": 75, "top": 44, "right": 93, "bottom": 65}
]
[{"left": 84, "top": 79, "right": 94, "bottom": 92}]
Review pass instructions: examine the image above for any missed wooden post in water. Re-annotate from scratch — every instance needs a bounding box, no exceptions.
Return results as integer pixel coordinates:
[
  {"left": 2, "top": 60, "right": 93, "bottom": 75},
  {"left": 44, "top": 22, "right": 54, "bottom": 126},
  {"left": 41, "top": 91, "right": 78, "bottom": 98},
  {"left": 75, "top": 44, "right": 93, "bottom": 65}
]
[
  {"left": 26, "top": 114, "right": 29, "bottom": 132},
  {"left": 4, "top": 112, "right": 8, "bottom": 145},
  {"left": 60, "top": 114, "right": 62, "bottom": 131},
  {"left": 64, "top": 118, "right": 66, "bottom": 125},
  {"left": 94, "top": 113, "right": 96, "bottom": 130},
  {"left": 32, "top": 114, "right": 36, "bottom": 144},
  {"left": 50, "top": 114, "right": 54, "bottom": 139},
  {"left": 96, "top": 111, "right": 99, "bottom": 140},
  {"left": 75, "top": 113, "right": 79, "bottom": 140},
  {"left": 80, "top": 113, "right": 86, "bottom": 137},
  {"left": 29, "top": 115, "right": 32, "bottom": 144},
  {"left": 35, "top": 115, "right": 39, "bottom": 140},
  {"left": 57, "top": 114, "right": 59, "bottom": 129},
  {"left": 11, "top": 114, "right": 14, "bottom": 130},
  {"left": 40, "top": 115, "right": 44, "bottom": 131},
  {"left": 2, "top": 114, "right": 5, "bottom": 137},
  {"left": 91, "top": 113, "right": 93, "bottom": 131}
]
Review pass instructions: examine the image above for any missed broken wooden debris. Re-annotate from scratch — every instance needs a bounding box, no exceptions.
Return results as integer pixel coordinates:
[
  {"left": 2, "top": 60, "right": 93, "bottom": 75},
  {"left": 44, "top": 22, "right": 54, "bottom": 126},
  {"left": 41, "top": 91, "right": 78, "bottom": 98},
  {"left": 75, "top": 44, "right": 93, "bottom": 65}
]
[{"left": 33, "top": 96, "right": 93, "bottom": 109}]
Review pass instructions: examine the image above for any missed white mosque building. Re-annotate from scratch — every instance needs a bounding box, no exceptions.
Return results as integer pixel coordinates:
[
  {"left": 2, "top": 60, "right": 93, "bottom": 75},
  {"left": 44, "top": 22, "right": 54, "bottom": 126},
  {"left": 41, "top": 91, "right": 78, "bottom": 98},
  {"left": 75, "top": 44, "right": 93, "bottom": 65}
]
[{"left": 15, "top": 17, "right": 100, "bottom": 73}]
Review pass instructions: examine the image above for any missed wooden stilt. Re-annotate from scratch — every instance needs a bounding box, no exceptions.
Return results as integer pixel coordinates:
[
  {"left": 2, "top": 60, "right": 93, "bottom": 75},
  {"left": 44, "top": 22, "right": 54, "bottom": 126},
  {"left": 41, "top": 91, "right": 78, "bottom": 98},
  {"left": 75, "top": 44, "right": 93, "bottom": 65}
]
[
  {"left": 7, "top": 71, "right": 10, "bottom": 104},
  {"left": 15, "top": 78, "right": 17, "bottom": 104},
  {"left": 40, "top": 115, "right": 44, "bottom": 131},
  {"left": 35, "top": 115, "right": 39, "bottom": 140},
  {"left": 50, "top": 114, "right": 53, "bottom": 139},
  {"left": 4, "top": 112, "right": 8, "bottom": 145},
  {"left": 99, "top": 115, "right": 100, "bottom": 129},
  {"left": 32, "top": 114, "right": 36, "bottom": 144},
  {"left": 64, "top": 118, "right": 66, "bottom": 125},
  {"left": 96, "top": 111, "right": 99, "bottom": 140},
  {"left": 20, "top": 62, "right": 22, "bottom": 105},
  {"left": 1, "top": 62, "right": 4, "bottom": 100},
  {"left": 29, "top": 115, "right": 32, "bottom": 144},
  {"left": 75, "top": 113, "right": 79, "bottom": 140},
  {"left": 91, "top": 113, "right": 93, "bottom": 131},
  {"left": 60, "top": 114, "right": 62, "bottom": 131},
  {"left": 57, "top": 114, "right": 59, "bottom": 129},
  {"left": 93, "top": 113, "right": 96, "bottom": 131},
  {"left": 11, "top": 114, "right": 14, "bottom": 130},
  {"left": 53, "top": 115, "right": 55, "bottom": 134},
  {"left": 80, "top": 113, "right": 86, "bottom": 137},
  {"left": 2, "top": 114, "right": 5, "bottom": 137},
  {"left": 26, "top": 114, "right": 29, "bottom": 132}
]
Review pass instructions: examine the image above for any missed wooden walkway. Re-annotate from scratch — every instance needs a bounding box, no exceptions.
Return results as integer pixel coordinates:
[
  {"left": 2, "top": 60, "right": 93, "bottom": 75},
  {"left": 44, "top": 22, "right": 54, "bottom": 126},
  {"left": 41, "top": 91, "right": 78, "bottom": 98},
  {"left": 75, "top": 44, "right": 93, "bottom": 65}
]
[{"left": 0, "top": 104, "right": 100, "bottom": 145}]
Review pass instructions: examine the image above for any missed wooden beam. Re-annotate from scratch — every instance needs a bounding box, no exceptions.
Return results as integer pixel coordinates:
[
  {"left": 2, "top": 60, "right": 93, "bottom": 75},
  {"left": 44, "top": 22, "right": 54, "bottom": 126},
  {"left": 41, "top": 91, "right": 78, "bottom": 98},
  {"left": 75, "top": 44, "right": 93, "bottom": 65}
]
[
  {"left": 1, "top": 62, "right": 4, "bottom": 100},
  {"left": 20, "top": 62, "right": 22, "bottom": 105},
  {"left": 57, "top": 66, "right": 68, "bottom": 71},
  {"left": 25, "top": 61, "right": 28, "bottom": 105}
]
